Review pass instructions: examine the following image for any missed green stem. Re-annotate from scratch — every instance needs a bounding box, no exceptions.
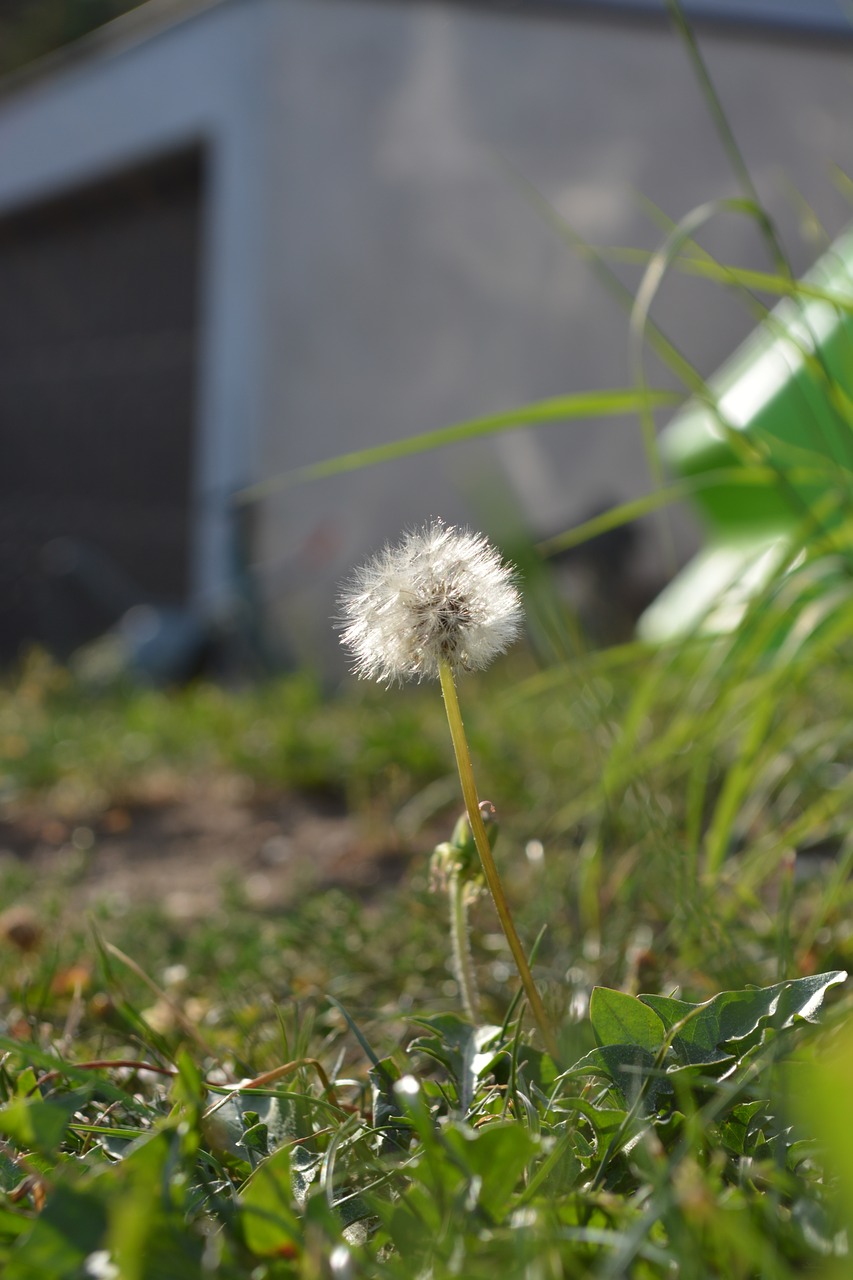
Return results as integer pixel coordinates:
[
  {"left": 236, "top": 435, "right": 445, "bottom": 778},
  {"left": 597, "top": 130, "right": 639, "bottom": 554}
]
[
  {"left": 438, "top": 660, "right": 559, "bottom": 1061},
  {"left": 449, "top": 871, "right": 479, "bottom": 1022}
]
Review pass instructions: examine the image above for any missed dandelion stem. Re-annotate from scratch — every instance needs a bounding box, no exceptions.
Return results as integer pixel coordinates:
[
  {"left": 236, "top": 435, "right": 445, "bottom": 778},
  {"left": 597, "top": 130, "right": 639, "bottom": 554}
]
[
  {"left": 439, "top": 660, "right": 559, "bottom": 1060},
  {"left": 448, "top": 870, "right": 479, "bottom": 1022}
]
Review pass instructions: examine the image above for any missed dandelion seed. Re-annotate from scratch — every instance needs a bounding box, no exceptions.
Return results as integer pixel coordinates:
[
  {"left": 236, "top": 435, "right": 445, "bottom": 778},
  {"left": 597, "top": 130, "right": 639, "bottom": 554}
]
[{"left": 338, "top": 519, "right": 522, "bottom": 683}]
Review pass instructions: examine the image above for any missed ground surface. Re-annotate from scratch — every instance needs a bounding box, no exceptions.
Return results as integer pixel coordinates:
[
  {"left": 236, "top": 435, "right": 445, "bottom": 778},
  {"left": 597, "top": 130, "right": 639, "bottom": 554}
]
[{"left": 0, "top": 776, "right": 407, "bottom": 920}]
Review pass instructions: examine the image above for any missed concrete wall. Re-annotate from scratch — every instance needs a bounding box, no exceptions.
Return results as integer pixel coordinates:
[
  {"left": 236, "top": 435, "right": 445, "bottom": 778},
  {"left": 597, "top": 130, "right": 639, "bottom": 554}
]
[
  {"left": 0, "top": 0, "right": 274, "bottom": 620},
  {"left": 2, "top": 0, "right": 853, "bottom": 667},
  {"left": 256, "top": 0, "right": 853, "bottom": 666}
]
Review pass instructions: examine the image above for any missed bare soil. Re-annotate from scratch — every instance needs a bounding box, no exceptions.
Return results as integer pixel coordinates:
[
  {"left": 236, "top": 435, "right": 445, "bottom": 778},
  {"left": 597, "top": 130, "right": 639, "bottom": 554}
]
[{"left": 0, "top": 775, "right": 408, "bottom": 920}]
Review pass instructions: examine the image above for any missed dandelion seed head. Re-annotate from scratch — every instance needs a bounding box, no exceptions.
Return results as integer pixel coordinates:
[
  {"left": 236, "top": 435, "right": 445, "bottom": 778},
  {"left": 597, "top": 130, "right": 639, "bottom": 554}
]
[{"left": 338, "top": 519, "right": 523, "bottom": 683}]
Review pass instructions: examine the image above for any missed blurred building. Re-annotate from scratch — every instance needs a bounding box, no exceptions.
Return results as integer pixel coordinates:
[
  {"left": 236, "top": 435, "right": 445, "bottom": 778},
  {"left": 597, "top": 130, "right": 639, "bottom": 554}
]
[{"left": 0, "top": 0, "right": 851, "bottom": 669}]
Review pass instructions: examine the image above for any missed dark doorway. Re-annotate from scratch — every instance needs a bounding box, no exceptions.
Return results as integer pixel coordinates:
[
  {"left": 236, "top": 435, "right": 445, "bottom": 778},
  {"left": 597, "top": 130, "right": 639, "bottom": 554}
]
[{"left": 0, "top": 145, "right": 205, "bottom": 661}]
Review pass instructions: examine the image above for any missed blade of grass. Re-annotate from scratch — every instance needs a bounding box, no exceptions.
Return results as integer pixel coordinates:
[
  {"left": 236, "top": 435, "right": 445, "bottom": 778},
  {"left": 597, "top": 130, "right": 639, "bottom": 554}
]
[
  {"left": 830, "top": 162, "right": 853, "bottom": 208},
  {"left": 499, "top": 156, "right": 706, "bottom": 395},
  {"left": 235, "top": 388, "right": 681, "bottom": 505},
  {"left": 664, "top": 0, "right": 791, "bottom": 279},
  {"left": 534, "top": 464, "right": 825, "bottom": 560},
  {"left": 600, "top": 250, "right": 853, "bottom": 315},
  {"left": 102, "top": 939, "right": 222, "bottom": 1065},
  {"left": 622, "top": 193, "right": 853, "bottom": 487},
  {"left": 704, "top": 683, "right": 778, "bottom": 880}
]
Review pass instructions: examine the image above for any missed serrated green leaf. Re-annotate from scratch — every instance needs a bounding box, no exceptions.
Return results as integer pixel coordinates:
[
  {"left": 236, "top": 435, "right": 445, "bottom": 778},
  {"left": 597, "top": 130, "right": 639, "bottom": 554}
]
[
  {"left": 640, "top": 971, "right": 846, "bottom": 1066},
  {"left": 408, "top": 1016, "right": 504, "bottom": 1113},
  {"left": 590, "top": 987, "right": 667, "bottom": 1052},
  {"left": 771, "top": 971, "right": 847, "bottom": 1025}
]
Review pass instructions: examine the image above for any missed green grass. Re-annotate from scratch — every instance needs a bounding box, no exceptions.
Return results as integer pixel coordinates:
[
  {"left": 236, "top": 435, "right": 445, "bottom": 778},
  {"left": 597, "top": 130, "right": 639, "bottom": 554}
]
[
  {"left": 1, "top": 583, "right": 851, "bottom": 1276},
  {"left": 4, "top": 398, "right": 853, "bottom": 1280}
]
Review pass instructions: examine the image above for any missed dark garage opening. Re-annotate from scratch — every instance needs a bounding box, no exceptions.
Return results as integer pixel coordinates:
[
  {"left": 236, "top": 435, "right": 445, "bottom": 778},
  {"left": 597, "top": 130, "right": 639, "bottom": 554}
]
[{"left": 0, "top": 145, "right": 205, "bottom": 662}]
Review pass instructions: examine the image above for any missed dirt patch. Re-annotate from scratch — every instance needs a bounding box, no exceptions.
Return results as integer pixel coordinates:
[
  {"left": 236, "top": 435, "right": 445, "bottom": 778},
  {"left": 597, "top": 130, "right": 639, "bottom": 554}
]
[{"left": 0, "top": 775, "right": 409, "bottom": 920}]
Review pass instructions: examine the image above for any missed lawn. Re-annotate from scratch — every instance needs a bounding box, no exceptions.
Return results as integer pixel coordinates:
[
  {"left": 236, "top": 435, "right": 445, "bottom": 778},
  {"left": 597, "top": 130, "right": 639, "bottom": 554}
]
[{"left": 0, "top": 569, "right": 851, "bottom": 1277}]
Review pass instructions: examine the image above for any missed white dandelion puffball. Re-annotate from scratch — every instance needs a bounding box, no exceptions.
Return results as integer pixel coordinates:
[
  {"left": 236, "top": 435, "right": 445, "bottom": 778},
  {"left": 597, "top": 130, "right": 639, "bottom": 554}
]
[{"left": 339, "top": 520, "right": 523, "bottom": 683}]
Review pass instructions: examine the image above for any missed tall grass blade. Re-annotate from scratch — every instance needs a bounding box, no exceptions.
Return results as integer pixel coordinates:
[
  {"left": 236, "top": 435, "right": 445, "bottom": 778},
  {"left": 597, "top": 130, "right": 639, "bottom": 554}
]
[
  {"left": 664, "top": 0, "right": 791, "bottom": 279},
  {"left": 235, "top": 389, "right": 681, "bottom": 505}
]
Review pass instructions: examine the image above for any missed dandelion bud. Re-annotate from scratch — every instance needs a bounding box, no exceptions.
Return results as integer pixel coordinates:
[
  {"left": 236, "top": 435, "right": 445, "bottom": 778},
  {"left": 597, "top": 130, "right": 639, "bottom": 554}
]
[
  {"left": 338, "top": 520, "right": 523, "bottom": 684},
  {"left": 430, "top": 803, "right": 496, "bottom": 897}
]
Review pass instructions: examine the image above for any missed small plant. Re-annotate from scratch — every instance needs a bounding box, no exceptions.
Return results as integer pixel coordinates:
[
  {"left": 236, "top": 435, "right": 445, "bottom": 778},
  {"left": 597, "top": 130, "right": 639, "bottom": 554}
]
[{"left": 339, "top": 519, "right": 558, "bottom": 1058}]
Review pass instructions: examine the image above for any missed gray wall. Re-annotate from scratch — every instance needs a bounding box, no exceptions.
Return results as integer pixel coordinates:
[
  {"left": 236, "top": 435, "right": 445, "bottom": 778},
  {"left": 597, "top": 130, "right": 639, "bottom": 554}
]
[
  {"left": 2, "top": 0, "right": 853, "bottom": 667},
  {"left": 255, "top": 0, "right": 853, "bottom": 665},
  {"left": 0, "top": 0, "right": 272, "bottom": 631}
]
